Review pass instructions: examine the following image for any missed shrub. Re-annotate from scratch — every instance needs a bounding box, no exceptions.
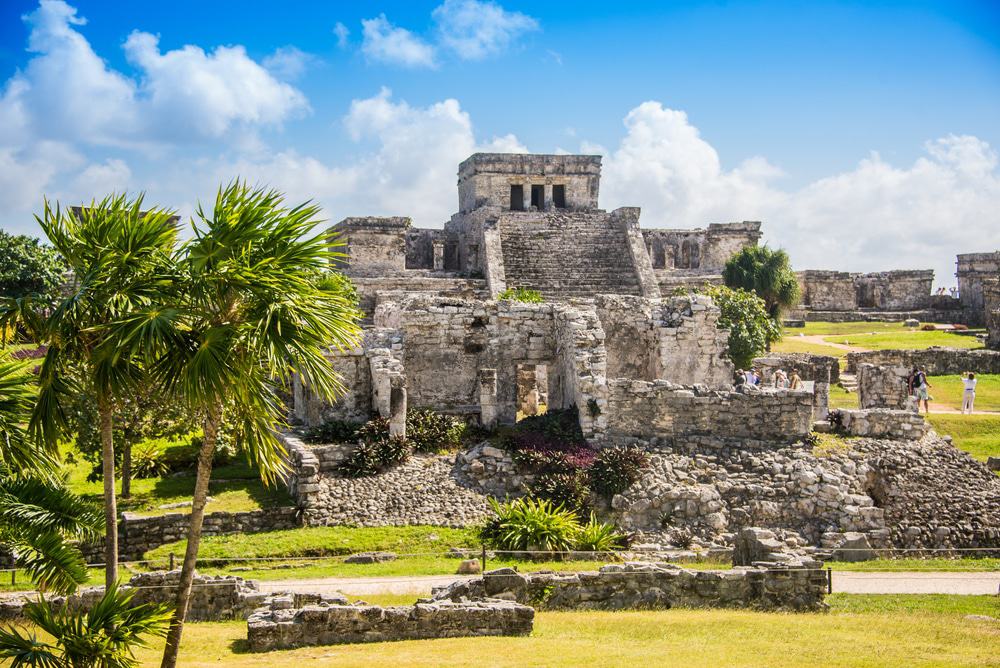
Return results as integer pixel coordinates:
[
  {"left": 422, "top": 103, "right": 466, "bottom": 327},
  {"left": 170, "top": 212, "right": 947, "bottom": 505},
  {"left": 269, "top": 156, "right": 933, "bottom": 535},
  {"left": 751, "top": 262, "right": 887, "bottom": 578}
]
[
  {"left": 406, "top": 409, "right": 465, "bottom": 453},
  {"left": 333, "top": 416, "right": 409, "bottom": 478},
  {"left": 498, "top": 287, "right": 544, "bottom": 303},
  {"left": 479, "top": 497, "right": 580, "bottom": 553},
  {"left": 588, "top": 446, "right": 650, "bottom": 498},
  {"left": 527, "top": 471, "right": 592, "bottom": 512},
  {"left": 952, "top": 323, "right": 969, "bottom": 331},
  {"left": 302, "top": 418, "right": 362, "bottom": 444},
  {"left": 575, "top": 514, "right": 630, "bottom": 552},
  {"left": 129, "top": 439, "right": 171, "bottom": 479},
  {"left": 701, "top": 284, "right": 781, "bottom": 368},
  {"left": 920, "top": 323, "right": 936, "bottom": 331},
  {"left": 508, "top": 409, "right": 585, "bottom": 448}
]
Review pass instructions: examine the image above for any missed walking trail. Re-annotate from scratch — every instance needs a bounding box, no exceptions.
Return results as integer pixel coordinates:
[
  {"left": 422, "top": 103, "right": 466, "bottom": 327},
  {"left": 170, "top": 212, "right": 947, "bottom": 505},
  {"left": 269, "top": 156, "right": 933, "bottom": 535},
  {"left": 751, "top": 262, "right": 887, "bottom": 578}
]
[{"left": 256, "top": 571, "right": 1000, "bottom": 597}]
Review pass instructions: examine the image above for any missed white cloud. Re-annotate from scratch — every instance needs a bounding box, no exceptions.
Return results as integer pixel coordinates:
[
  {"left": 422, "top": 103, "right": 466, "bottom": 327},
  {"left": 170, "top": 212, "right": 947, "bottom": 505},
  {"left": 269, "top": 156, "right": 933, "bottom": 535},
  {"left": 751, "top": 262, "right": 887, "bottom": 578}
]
[
  {"left": 0, "top": 0, "right": 309, "bottom": 151},
  {"left": 360, "top": 14, "right": 437, "bottom": 68},
  {"left": 333, "top": 22, "right": 350, "bottom": 49},
  {"left": 594, "top": 102, "right": 1000, "bottom": 286},
  {"left": 262, "top": 46, "right": 317, "bottom": 80},
  {"left": 432, "top": 0, "right": 539, "bottom": 60}
]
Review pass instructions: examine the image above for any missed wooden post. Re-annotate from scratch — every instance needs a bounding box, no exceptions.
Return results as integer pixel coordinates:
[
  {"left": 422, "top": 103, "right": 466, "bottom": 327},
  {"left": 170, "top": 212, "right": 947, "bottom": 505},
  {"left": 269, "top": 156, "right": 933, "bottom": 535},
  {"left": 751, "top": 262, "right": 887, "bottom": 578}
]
[
  {"left": 827, "top": 567, "right": 832, "bottom": 594},
  {"left": 169, "top": 552, "right": 175, "bottom": 571}
]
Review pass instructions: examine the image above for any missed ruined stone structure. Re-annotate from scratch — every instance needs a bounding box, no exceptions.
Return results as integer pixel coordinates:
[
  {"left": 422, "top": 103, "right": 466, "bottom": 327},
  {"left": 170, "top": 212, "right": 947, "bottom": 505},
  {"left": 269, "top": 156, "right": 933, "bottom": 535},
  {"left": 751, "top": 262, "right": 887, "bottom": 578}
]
[
  {"left": 845, "top": 347, "right": 1000, "bottom": 375},
  {"left": 986, "top": 278, "right": 1000, "bottom": 350},
  {"left": 956, "top": 251, "right": 1000, "bottom": 321},
  {"left": 330, "top": 153, "right": 760, "bottom": 309}
]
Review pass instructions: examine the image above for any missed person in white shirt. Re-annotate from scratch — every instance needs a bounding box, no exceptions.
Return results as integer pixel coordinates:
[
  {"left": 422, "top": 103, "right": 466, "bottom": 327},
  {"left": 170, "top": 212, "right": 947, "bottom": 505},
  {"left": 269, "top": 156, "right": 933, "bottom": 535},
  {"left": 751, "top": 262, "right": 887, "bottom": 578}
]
[{"left": 962, "top": 372, "right": 977, "bottom": 414}]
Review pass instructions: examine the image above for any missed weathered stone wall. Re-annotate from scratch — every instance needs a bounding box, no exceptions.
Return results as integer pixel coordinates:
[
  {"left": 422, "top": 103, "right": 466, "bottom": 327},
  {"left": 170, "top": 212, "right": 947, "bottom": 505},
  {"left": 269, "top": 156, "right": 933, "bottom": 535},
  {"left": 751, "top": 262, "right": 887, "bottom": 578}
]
[
  {"left": 605, "top": 381, "right": 814, "bottom": 444},
  {"left": 641, "top": 222, "right": 761, "bottom": 271},
  {"left": 0, "top": 572, "right": 272, "bottom": 623},
  {"left": 247, "top": 598, "right": 534, "bottom": 651},
  {"left": 797, "top": 270, "right": 934, "bottom": 311},
  {"left": 457, "top": 153, "right": 601, "bottom": 214},
  {"left": 331, "top": 217, "right": 410, "bottom": 277},
  {"left": 405, "top": 228, "right": 455, "bottom": 270},
  {"left": 293, "top": 347, "right": 372, "bottom": 425},
  {"left": 857, "top": 364, "right": 913, "bottom": 410},
  {"left": 432, "top": 563, "right": 827, "bottom": 613},
  {"left": 846, "top": 348, "right": 1000, "bottom": 375},
  {"left": 836, "top": 409, "right": 929, "bottom": 440},
  {"left": 80, "top": 509, "right": 300, "bottom": 563},
  {"left": 753, "top": 352, "right": 838, "bottom": 420},
  {"left": 986, "top": 279, "right": 1000, "bottom": 350},
  {"left": 352, "top": 275, "right": 487, "bottom": 321},
  {"left": 956, "top": 251, "right": 1000, "bottom": 315}
]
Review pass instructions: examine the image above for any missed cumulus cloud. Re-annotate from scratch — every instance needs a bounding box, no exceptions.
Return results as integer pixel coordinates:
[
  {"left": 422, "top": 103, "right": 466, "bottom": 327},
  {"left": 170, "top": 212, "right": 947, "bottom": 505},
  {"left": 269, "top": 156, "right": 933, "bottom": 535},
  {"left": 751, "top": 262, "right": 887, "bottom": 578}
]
[
  {"left": 594, "top": 101, "right": 1000, "bottom": 285},
  {"left": 333, "top": 22, "right": 350, "bottom": 49},
  {"left": 432, "top": 0, "right": 539, "bottom": 60},
  {"left": 0, "top": 0, "right": 309, "bottom": 150},
  {"left": 360, "top": 14, "right": 437, "bottom": 68},
  {"left": 262, "top": 46, "right": 317, "bottom": 80}
]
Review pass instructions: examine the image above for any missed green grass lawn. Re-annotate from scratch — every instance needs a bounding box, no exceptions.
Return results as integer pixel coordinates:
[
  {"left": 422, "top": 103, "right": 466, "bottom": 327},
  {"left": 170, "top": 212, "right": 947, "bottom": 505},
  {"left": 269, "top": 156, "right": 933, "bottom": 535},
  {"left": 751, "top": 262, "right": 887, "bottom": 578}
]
[
  {"left": 61, "top": 449, "right": 291, "bottom": 517},
  {"left": 828, "top": 384, "right": 860, "bottom": 409},
  {"left": 771, "top": 336, "right": 850, "bottom": 359},
  {"left": 926, "top": 414, "right": 1000, "bottom": 462},
  {"left": 121, "top": 595, "right": 999, "bottom": 667},
  {"left": 923, "top": 374, "right": 1000, "bottom": 412},
  {"left": 823, "top": 330, "right": 985, "bottom": 351}
]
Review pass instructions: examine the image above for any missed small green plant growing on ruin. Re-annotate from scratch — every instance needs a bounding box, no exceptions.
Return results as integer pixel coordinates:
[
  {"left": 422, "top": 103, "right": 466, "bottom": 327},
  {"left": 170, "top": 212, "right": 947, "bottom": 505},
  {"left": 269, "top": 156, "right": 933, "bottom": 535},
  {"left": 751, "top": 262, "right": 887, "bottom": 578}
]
[
  {"left": 700, "top": 284, "right": 780, "bottom": 368},
  {"left": 334, "top": 417, "right": 409, "bottom": 477},
  {"left": 588, "top": 446, "right": 650, "bottom": 499},
  {"left": 303, "top": 418, "right": 363, "bottom": 444},
  {"left": 498, "top": 287, "right": 544, "bottom": 303},
  {"left": 406, "top": 408, "right": 466, "bottom": 453},
  {"left": 575, "top": 514, "right": 630, "bottom": 552},
  {"left": 586, "top": 398, "right": 601, "bottom": 418}
]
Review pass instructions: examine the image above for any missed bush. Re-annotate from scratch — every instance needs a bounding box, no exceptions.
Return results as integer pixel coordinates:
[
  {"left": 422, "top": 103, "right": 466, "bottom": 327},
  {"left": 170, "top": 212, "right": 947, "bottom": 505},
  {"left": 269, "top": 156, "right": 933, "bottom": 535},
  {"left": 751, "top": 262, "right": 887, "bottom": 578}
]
[
  {"left": 952, "top": 323, "right": 969, "bottom": 331},
  {"left": 920, "top": 323, "right": 936, "bottom": 331},
  {"left": 333, "top": 416, "right": 410, "bottom": 478},
  {"left": 701, "top": 284, "right": 780, "bottom": 368},
  {"left": 506, "top": 409, "right": 585, "bottom": 449},
  {"left": 526, "top": 471, "right": 592, "bottom": 512},
  {"left": 498, "top": 287, "right": 544, "bottom": 303},
  {"left": 588, "top": 446, "right": 650, "bottom": 498},
  {"left": 575, "top": 514, "right": 630, "bottom": 552},
  {"left": 406, "top": 409, "right": 465, "bottom": 453},
  {"left": 129, "top": 439, "right": 171, "bottom": 479},
  {"left": 302, "top": 418, "right": 362, "bottom": 444},
  {"left": 480, "top": 497, "right": 580, "bottom": 552}
]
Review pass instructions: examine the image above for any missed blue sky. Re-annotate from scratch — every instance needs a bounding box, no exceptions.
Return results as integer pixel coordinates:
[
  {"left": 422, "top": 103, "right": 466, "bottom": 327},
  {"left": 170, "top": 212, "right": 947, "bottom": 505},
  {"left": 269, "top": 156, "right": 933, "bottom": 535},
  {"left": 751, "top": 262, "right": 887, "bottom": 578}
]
[{"left": 0, "top": 0, "right": 998, "bottom": 283}]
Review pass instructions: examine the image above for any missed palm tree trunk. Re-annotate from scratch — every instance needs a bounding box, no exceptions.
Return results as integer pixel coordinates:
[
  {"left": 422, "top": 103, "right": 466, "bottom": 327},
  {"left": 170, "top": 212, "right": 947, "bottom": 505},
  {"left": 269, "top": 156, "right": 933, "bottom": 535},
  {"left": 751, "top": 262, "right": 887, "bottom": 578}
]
[
  {"left": 121, "top": 441, "right": 132, "bottom": 499},
  {"left": 98, "top": 395, "right": 118, "bottom": 590},
  {"left": 160, "top": 402, "right": 221, "bottom": 668}
]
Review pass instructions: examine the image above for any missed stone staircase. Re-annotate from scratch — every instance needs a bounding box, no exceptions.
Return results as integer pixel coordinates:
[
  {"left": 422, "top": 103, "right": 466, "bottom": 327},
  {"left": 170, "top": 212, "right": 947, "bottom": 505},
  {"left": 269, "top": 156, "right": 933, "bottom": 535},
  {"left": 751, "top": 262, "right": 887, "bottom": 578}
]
[{"left": 498, "top": 212, "right": 642, "bottom": 299}]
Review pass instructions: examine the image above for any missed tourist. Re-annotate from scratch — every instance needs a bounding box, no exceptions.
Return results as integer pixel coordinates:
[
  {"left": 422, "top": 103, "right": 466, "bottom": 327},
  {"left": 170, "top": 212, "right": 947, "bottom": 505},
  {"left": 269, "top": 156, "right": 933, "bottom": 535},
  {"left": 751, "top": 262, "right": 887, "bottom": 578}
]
[
  {"left": 789, "top": 369, "right": 803, "bottom": 390},
  {"left": 774, "top": 369, "right": 788, "bottom": 388},
  {"left": 950, "top": 287, "right": 959, "bottom": 299},
  {"left": 962, "top": 372, "right": 977, "bottom": 414},
  {"left": 910, "top": 366, "right": 932, "bottom": 415},
  {"left": 734, "top": 369, "right": 746, "bottom": 387}
]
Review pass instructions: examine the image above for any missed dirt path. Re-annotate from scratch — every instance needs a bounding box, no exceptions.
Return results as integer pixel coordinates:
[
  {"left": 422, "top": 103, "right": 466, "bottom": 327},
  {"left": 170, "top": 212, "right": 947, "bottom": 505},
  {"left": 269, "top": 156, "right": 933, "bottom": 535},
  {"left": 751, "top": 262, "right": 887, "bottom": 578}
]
[
  {"left": 256, "top": 571, "right": 1000, "bottom": 597},
  {"left": 792, "top": 335, "right": 869, "bottom": 353}
]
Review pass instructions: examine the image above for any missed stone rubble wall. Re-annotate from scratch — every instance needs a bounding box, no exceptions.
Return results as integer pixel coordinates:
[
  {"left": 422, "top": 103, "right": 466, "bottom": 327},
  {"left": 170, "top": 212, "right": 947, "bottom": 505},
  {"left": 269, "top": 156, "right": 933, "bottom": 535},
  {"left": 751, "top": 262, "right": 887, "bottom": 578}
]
[
  {"left": 986, "top": 278, "right": 1000, "bottom": 350},
  {"left": 846, "top": 347, "right": 1000, "bottom": 375},
  {"left": 791, "top": 307, "right": 972, "bottom": 324},
  {"left": 80, "top": 508, "right": 300, "bottom": 564},
  {"left": 0, "top": 572, "right": 273, "bottom": 623},
  {"left": 836, "top": 409, "right": 929, "bottom": 440},
  {"left": 796, "top": 269, "right": 934, "bottom": 311},
  {"left": 753, "top": 352, "right": 838, "bottom": 420},
  {"left": 432, "top": 563, "right": 827, "bottom": 613},
  {"left": 956, "top": 251, "right": 1000, "bottom": 315},
  {"left": 247, "top": 598, "right": 534, "bottom": 652},
  {"left": 641, "top": 222, "right": 762, "bottom": 272},
  {"left": 856, "top": 364, "right": 913, "bottom": 410},
  {"left": 605, "top": 381, "right": 814, "bottom": 444}
]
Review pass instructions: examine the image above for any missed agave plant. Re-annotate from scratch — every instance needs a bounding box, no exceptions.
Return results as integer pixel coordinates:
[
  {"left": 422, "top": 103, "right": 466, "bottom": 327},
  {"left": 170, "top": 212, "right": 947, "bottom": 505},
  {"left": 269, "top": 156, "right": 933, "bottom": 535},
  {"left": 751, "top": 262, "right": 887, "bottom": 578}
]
[{"left": 0, "top": 584, "right": 172, "bottom": 668}]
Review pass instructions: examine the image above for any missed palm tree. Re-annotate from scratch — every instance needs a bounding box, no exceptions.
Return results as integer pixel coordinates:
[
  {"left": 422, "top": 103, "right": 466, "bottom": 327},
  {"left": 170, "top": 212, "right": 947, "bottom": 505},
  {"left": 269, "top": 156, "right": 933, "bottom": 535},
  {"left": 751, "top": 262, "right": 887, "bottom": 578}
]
[
  {"left": 0, "top": 351, "right": 101, "bottom": 595},
  {"left": 722, "top": 245, "right": 801, "bottom": 320},
  {"left": 6, "top": 195, "right": 178, "bottom": 590},
  {"left": 0, "top": 583, "right": 172, "bottom": 668},
  {"left": 119, "top": 182, "right": 360, "bottom": 668}
]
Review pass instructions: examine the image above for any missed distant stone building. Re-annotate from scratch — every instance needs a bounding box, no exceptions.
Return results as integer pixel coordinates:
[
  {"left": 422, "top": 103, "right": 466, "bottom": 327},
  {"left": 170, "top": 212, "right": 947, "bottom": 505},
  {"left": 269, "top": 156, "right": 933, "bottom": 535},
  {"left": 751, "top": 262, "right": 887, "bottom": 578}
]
[{"left": 956, "top": 251, "right": 1000, "bottom": 326}]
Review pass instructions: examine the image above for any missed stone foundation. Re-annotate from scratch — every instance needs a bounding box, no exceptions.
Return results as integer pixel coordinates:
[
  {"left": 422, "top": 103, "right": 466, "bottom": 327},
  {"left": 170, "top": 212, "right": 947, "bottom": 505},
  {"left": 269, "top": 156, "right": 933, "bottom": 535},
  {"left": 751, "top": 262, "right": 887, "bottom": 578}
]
[
  {"left": 432, "top": 563, "right": 827, "bottom": 613},
  {"left": 856, "top": 364, "right": 913, "bottom": 410},
  {"left": 246, "top": 598, "right": 534, "bottom": 651},
  {"left": 836, "top": 409, "right": 928, "bottom": 440}
]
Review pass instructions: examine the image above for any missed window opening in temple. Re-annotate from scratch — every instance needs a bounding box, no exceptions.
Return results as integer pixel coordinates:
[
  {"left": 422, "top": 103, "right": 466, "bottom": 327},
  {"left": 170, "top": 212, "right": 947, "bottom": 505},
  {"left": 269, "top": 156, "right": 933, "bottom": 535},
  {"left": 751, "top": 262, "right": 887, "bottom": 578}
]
[
  {"left": 510, "top": 184, "right": 524, "bottom": 211},
  {"left": 552, "top": 184, "right": 566, "bottom": 208},
  {"left": 530, "top": 184, "right": 544, "bottom": 210},
  {"left": 516, "top": 363, "right": 548, "bottom": 421}
]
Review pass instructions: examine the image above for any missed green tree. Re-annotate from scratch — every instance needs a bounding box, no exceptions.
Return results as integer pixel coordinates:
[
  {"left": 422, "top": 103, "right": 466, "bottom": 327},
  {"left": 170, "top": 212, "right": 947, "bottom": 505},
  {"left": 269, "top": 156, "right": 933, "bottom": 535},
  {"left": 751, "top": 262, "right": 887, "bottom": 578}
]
[
  {"left": 702, "top": 285, "right": 781, "bottom": 369},
  {"left": 0, "top": 231, "right": 64, "bottom": 303},
  {"left": 0, "top": 584, "right": 171, "bottom": 668},
  {"left": 0, "top": 351, "right": 101, "bottom": 595},
  {"left": 722, "top": 246, "right": 800, "bottom": 319},
  {"left": 2, "top": 195, "right": 179, "bottom": 590},
  {"left": 117, "top": 183, "right": 361, "bottom": 668}
]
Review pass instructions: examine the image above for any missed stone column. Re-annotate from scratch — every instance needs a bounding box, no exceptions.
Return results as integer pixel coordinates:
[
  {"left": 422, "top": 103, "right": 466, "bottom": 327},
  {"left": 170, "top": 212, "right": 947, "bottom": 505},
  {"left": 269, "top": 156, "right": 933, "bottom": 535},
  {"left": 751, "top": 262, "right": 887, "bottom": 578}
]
[
  {"left": 389, "top": 378, "right": 407, "bottom": 440},
  {"left": 479, "top": 368, "right": 498, "bottom": 428},
  {"left": 432, "top": 240, "right": 445, "bottom": 271}
]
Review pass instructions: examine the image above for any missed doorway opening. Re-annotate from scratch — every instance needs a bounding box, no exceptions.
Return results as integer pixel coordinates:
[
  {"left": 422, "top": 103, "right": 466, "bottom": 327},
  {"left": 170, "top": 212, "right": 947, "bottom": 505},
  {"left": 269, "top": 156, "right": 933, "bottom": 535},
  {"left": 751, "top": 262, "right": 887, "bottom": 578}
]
[{"left": 516, "top": 363, "right": 549, "bottom": 421}]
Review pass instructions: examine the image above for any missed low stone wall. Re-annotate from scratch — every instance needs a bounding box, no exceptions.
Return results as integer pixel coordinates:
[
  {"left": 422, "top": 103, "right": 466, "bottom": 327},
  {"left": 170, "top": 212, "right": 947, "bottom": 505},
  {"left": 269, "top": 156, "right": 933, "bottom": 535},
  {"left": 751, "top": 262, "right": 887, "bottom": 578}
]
[
  {"left": 0, "top": 572, "right": 272, "bottom": 623},
  {"left": 856, "top": 364, "right": 912, "bottom": 410},
  {"left": 795, "top": 308, "right": 972, "bottom": 324},
  {"left": 606, "top": 380, "right": 814, "bottom": 444},
  {"left": 754, "top": 352, "right": 840, "bottom": 384},
  {"left": 846, "top": 347, "right": 1000, "bottom": 375},
  {"left": 246, "top": 598, "right": 534, "bottom": 651},
  {"left": 432, "top": 564, "right": 828, "bottom": 613},
  {"left": 836, "top": 409, "right": 928, "bottom": 440},
  {"left": 81, "top": 507, "right": 301, "bottom": 563}
]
